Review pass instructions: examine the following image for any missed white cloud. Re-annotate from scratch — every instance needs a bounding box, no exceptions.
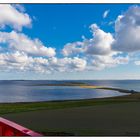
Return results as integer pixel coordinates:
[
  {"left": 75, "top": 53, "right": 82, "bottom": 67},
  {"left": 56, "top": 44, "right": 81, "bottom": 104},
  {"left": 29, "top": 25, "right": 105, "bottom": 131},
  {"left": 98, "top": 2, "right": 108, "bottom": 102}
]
[
  {"left": 0, "top": 51, "right": 31, "bottom": 72},
  {"left": 0, "top": 31, "right": 56, "bottom": 57},
  {"left": 0, "top": 4, "right": 31, "bottom": 31},
  {"left": 85, "top": 54, "right": 129, "bottom": 70},
  {"left": 92, "top": 55, "right": 129, "bottom": 69},
  {"left": 62, "top": 24, "right": 114, "bottom": 57},
  {"left": 0, "top": 51, "right": 87, "bottom": 73},
  {"left": 61, "top": 22, "right": 131, "bottom": 71},
  {"left": 0, "top": 4, "right": 138, "bottom": 74},
  {"left": 103, "top": 10, "right": 110, "bottom": 18},
  {"left": 62, "top": 5, "right": 140, "bottom": 71},
  {"left": 85, "top": 24, "right": 114, "bottom": 55},
  {"left": 113, "top": 6, "right": 140, "bottom": 53},
  {"left": 48, "top": 57, "right": 87, "bottom": 72},
  {"left": 62, "top": 41, "right": 84, "bottom": 56},
  {"left": 0, "top": 4, "right": 88, "bottom": 73}
]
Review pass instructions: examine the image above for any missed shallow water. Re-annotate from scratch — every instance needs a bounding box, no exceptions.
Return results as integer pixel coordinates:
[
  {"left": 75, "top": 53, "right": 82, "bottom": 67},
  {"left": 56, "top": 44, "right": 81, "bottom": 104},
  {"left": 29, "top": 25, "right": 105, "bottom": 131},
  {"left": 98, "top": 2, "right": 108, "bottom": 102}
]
[{"left": 0, "top": 80, "right": 138, "bottom": 103}]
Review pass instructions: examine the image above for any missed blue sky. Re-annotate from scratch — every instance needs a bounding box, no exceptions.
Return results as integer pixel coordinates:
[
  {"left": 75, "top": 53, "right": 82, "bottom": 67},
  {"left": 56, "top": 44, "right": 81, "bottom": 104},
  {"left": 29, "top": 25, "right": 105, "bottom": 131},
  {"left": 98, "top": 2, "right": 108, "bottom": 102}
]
[
  {"left": 0, "top": 4, "right": 140, "bottom": 80},
  {"left": 23, "top": 4, "right": 130, "bottom": 48}
]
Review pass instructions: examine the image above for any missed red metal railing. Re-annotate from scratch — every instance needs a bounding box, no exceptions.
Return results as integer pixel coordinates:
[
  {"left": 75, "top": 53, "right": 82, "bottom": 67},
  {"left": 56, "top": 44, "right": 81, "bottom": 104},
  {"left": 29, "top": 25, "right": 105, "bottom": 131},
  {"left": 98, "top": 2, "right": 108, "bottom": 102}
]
[{"left": 0, "top": 117, "right": 42, "bottom": 136}]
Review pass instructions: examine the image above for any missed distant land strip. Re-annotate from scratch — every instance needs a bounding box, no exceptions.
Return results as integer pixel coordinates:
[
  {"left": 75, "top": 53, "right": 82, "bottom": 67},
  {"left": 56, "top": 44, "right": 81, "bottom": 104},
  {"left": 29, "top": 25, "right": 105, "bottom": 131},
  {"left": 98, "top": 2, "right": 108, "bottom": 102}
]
[
  {"left": 30, "top": 82, "right": 140, "bottom": 94},
  {"left": 80, "top": 85, "right": 140, "bottom": 94}
]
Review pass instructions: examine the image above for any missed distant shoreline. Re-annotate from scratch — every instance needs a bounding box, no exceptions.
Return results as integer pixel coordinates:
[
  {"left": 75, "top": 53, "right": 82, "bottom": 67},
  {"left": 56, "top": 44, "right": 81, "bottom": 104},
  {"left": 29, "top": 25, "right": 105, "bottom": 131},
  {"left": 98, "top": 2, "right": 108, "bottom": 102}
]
[
  {"left": 0, "top": 79, "right": 140, "bottom": 81},
  {"left": 30, "top": 82, "right": 140, "bottom": 94},
  {"left": 80, "top": 85, "right": 140, "bottom": 94}
]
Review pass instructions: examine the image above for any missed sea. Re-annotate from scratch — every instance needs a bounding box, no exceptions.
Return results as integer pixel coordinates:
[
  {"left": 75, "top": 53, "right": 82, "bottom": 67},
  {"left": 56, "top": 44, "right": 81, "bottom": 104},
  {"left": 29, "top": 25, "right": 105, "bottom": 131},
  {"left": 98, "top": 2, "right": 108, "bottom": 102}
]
[{"left": 0, "top": 80, "right": 139, "bottom": 103}]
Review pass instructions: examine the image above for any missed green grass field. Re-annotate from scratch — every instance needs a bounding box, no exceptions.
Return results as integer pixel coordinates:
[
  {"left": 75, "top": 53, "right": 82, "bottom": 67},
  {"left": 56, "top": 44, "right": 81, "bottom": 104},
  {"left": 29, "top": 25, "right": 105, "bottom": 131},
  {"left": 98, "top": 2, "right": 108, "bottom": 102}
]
[{"left": 0, "top": 93, "right": 137, "bottom": 115}]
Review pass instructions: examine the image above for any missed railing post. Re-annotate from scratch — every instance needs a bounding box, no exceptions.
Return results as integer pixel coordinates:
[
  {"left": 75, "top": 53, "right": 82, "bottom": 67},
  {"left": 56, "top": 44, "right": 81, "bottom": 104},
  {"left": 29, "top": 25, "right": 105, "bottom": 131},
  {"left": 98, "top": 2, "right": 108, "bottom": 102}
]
[{"left": 0, "top": 117, "right": 42, "bottom": 136}]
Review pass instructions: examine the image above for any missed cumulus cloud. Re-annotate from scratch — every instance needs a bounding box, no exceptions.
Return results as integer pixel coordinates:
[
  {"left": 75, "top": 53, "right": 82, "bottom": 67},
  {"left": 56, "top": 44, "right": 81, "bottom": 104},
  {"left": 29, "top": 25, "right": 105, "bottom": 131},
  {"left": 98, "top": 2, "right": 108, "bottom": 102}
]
[
  {"left": 0, "top": 51, "right": 51, "bottom": 73},
  {"left": 62, "top": 5, "right": 140, "bottom": 71},
  {"left": 0, "top": 31, "right": 56, "bottom": 57},
  {"left": 90, "top": 55, "right": 129, "bottom": 70},
  {"left": 48, "top": 57, "right": 87, "bottom": 72},
  {"left": 0, "top": 51, "right": 31, "bottom": 72},
  {"left": 62, "top": 24, "right": 119, "bottom": 70},
  {"left": 62, "top": 24, "right": 114, "bottom": 57},
  {"left": 0, "top": 4, "right": 87, "bottom": 73},
  {"left": 0, "top": 4, "right": 31, "bottom": 30},
  {"left": 103, "top": 10, "right": 110, "bottom": 18},
  {"left": 113, "top": 6, "right": 140, "bottom": 53},
  {"left": 0, "top": 50, "right": 87, "bottom": 73},
  {"left": 0, "top": 4, "right": 139, "bottom": 73},
  {"left": 85, "top": 24, "right": 114, "bottom": 55},
  {"left": 62, "top": 42, "right": 84, "bottom": 56}
]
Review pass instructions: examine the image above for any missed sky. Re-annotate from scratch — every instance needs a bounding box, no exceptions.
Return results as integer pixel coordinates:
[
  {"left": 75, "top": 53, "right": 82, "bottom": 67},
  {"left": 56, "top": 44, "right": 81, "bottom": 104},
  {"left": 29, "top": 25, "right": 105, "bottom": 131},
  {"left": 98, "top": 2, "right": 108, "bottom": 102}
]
[{"left": 0, "top": 4, "right": 140, "bottom": 80}]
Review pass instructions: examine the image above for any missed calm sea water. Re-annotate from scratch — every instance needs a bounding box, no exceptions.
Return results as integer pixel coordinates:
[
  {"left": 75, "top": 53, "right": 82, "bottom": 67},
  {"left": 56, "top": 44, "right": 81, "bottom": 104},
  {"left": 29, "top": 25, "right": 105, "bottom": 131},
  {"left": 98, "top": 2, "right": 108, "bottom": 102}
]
[{"left": 0, "top": 80, "right": 139, "bottom": 103}]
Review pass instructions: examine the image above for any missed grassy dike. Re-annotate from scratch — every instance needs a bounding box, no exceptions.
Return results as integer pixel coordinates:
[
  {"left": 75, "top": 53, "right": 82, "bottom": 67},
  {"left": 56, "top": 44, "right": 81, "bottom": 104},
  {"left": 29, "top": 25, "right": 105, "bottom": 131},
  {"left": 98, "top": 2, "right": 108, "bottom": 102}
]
[{"left": 1, "top": 93, "right": 140, "bottom": 136}]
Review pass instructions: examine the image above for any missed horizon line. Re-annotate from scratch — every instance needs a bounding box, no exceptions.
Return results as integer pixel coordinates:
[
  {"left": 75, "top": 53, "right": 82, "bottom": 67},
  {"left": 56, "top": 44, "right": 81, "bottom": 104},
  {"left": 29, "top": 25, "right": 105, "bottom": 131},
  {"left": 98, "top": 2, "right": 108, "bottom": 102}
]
[{"left": 0, "top": 79, "right": 140, "bottom": 81}]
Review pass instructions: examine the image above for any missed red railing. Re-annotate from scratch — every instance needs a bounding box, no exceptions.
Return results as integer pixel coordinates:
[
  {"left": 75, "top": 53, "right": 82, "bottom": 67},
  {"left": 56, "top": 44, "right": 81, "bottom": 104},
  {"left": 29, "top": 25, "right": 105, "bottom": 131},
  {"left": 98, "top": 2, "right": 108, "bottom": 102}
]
[{"left": 0, "top": 117, "right": 42, "bottom": 136}]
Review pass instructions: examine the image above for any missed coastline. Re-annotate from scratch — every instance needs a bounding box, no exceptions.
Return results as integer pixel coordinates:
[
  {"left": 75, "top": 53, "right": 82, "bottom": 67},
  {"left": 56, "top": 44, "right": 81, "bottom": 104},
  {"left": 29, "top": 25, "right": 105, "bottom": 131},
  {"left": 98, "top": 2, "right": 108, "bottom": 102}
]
[
  {"left": 0, "top": 89, "right": 138, "bottom": 115},
  {"left": 0, "top": 86, "right": 140, "bottom": 136}
]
